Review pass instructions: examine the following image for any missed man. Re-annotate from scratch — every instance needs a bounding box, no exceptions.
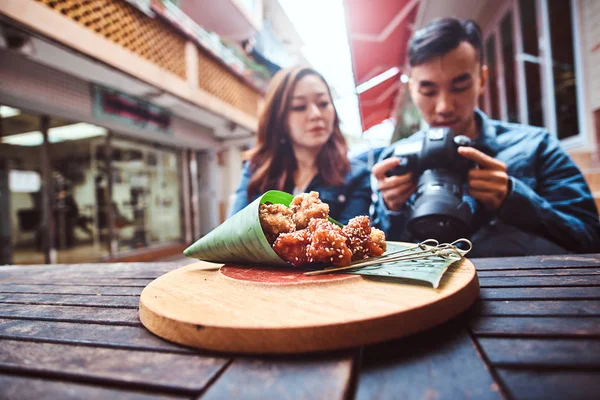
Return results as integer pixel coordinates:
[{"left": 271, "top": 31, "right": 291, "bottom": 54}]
[{"left": 371, "top": 18, "right": 600, "bottom": 257}]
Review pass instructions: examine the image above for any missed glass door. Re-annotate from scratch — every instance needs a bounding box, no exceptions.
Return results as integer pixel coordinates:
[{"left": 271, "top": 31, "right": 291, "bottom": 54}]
[{"left": 0, "top": 106, "right": 46, "bottom": 264}]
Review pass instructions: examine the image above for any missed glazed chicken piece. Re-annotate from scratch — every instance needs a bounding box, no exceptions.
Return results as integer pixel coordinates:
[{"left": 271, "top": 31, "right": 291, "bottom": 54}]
[
  {"left": 342, "top": 216, "right": 373, "bottom": 261},
  {"left": 264, "top": 192, "right": 386, "bottom": 267},
  {"left": 306, "top": 219, "right": 352, "bottom": 267},
  {"left": 259, "top": 203, "right": 295, "bottom": 244},
  {"left": 289, "top": 191, "right": 329, "bottom": 229},
  {"left": 368, "top": 227, "right": 387, "bottom": 256},
  {"left": 272, "top": 229, "right": 311, "bottom": 266}
]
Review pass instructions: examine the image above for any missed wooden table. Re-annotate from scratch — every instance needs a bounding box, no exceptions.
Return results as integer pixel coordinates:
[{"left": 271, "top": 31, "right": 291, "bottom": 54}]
[{"left": 1, "top": 254, "right": 599, "bottom": 399}]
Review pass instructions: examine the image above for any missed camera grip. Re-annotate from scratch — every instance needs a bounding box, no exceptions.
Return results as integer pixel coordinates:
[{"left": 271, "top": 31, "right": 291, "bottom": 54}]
[{"left": 384, "top": 157, "right": 410, "bottom": 177}]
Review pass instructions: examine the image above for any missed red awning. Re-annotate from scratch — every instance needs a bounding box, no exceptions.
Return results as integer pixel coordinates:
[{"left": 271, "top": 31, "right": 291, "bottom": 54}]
[{"left": 344, "top": 0, "right": 419, "bottom": 132}]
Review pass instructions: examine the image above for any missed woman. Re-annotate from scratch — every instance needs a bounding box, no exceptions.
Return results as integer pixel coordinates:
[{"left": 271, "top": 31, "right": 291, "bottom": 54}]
[{"left": 230, "top": 66, "right": 371, "bottom": 225}]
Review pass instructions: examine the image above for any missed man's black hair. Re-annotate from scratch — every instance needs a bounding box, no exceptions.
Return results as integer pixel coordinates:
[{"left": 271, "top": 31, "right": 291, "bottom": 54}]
[{"left": 407, "top": 18, "right": 483, "bottom": 66}]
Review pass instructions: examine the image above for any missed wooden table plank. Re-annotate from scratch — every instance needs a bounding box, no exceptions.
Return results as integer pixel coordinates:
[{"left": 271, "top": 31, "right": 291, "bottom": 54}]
[
  {"left": 356, "top": 319, "right": 503, "bottom": 399},
  {"left": 0, "top": 263, "right": 182, "bottom": 278},
  {"left": 0, "top": 340, "right": 228, "bottom": 395},
  {"left": 477, "top": 338, "right": 600, "bottom": 367},
  {"left": 474, "top": 300, "right": 600, "bottom": 316},
  {"left": 0, "top": 304, "right": 141, "bottom": 325},
  {"left": 0, "top": 374, "right": 186, "bottom": 400},
  {"left": 0, "top": 279, "right": 153, "bottom": 286},
  {"left": 201, "top": 353, "right": 355, "bottom": 400},
  {"left": 0, "top": 284, "right": 143, "bottom": 296},
  {"left": 0, "top": 293, "right": 140, "bottom": 308},
  {"left": 472, "top": 255, "right": 600, "bottom": 270},
  {"left": 478, "top": 268, "right": 600, "bottom": 277},
  {"left": 480, "top": 287, "right": 600, "bottom": 300},
  {"left": 479, "top": 276, "right": 600, "bottom": 287},
  {"left": 496, "top": 369, "right": 600, "bottom": 400},
  {"left": 471, "top": 316, "right": 600, "bottom": 337},
  {"left": 0, "top": 318, "right": 194, "bottom": 353}
]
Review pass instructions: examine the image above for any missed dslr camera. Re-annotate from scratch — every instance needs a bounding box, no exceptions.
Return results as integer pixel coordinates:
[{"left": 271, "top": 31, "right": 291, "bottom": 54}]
[{"left": 386, "top": 127, "right": 476, "bottom": 242}]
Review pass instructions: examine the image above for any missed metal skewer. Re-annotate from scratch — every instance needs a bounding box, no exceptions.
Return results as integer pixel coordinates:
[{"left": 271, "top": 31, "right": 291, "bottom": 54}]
[{"left": 303, "top": 238, "right": 473, "bottom": 276}]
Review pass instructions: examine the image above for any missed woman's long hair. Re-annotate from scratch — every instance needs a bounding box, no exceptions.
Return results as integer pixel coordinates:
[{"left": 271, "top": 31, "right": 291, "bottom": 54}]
[{"left": 246, "top": 66, "right": 350, "bottom": 199}]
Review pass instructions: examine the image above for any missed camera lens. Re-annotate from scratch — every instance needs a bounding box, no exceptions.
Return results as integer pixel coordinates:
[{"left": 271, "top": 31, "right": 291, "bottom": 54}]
[{"left": 406, "top": 169, "right": 473, "bottom": 243}]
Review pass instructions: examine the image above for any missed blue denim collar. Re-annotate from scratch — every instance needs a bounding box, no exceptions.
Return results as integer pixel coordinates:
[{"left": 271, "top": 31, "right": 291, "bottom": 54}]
[{"left": 473, "top": 108, "right": 500, "bottom": 155}]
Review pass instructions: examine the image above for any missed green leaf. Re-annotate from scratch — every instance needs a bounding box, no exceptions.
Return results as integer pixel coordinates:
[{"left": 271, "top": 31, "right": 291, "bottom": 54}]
[
  {"left": 339, "top": 242, "right": 458, "bottom": 288},
  {"left": 184, "top": 190, "right": 292, "bottom": 266}
]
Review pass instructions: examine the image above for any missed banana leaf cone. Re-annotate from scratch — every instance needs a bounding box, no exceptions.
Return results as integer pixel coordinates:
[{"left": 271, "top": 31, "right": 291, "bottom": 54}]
[{"left": 183, "top": 190, "right": 294, "bottom": 266}]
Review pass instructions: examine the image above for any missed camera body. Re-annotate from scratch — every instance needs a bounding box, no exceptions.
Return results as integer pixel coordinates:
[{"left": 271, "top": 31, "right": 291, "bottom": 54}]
[{"left": 387, "top": 127, "right": 476, "bottom": 242}]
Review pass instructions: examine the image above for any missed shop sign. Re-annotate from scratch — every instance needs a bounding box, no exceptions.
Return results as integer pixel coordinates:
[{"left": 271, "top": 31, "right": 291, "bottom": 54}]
[{"left": 92, "top": 84, "right": 172, "bottom": 135}]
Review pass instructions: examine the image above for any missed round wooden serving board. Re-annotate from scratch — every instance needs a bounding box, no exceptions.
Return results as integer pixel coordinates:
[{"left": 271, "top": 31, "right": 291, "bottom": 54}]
[{"left": 139, "top": 251, "right": 479, "bottom": 354}]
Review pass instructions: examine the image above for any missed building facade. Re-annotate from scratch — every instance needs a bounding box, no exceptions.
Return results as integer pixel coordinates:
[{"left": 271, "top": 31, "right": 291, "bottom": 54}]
[{"left": 0, "top": 0, "right": 300, "bottom": 264}]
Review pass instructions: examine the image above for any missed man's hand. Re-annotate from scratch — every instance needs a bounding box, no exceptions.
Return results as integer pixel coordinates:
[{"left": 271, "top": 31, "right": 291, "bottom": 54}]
[
  {"left": 372, "top": 158, "right": 417, "bottom": 211},
  {"left": 458, "top": 147, "right": 509, "bottom": 210}
]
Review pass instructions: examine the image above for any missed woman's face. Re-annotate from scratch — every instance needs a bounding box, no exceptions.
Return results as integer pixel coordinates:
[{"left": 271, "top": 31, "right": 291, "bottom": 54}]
[{"left": 286, "top": 74, "right": 335, "bottom": 152}]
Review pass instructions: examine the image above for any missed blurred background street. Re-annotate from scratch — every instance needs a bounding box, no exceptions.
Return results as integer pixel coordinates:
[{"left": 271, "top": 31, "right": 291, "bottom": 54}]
[{"left": 1, "top": 0, "right": 599, "bottom": 265}]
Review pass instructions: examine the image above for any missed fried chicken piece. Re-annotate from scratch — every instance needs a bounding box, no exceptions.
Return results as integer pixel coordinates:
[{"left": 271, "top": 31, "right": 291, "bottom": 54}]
[
  {"left": 272, "top": 229, "right": 311, "bottom": 267},
  {"left": 259, "top": 203, "right": 295, "bottom": 244},
  {"left": 289, "top": 191, "right": 329, "bottom": 230},
  {"left": 342, "top": 216, "right": 372, "bottom": 260},
  {"left": 306, "top": 219, "right": 352, "bottom": 267},
  {"left": 368, "top": 227, "right": 387, "bottom": 257}
]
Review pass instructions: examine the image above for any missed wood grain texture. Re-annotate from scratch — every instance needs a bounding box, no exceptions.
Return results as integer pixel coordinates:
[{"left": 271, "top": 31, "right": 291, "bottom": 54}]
[
  {"left": 471, "top": 316, "right": 600, "bottom": 336},
  {"left": 139, "top": 256, "right": 479, "bottom": 354},
  {"left": 478, "top": 338, "right": 600, "bottom": 367},
  {"left": 0, "top": 318, "right": 194, "bottom": 353},
  {"left": 0, "top": 293, "right": 140, "bottom": 308},
  {"left": 356, "top": 318, "right": 503, "bottom": 400},
  {"left": 0, "top": 284, "right": 143, "bottom": 296},
  {"left": 496, "top": 369, "right": 600, "bottom": 400},
  {"left": 0, "top": 340, "right": 227, "bottom": 394},
  {"left": 477, "top": 267, "right": 600, "bottom": 277},
  {"left": 0, "top": 262, "right": 180, "bottom": 278},
  {"left": 479, "top": 275, "right": 600, "bottom": 287},
  {"left": 202, "top": 352, "right": 355, "bottom": 400},
  {"left": 480, "top": 287, "right": 600, "bottom": 300},
  {"left": 0, "top": 279, "right": 153, "bottom": 286},
  {"left": 0, "top": 304, "right": 141, "bottom": 325},
  {"left": 0, "top": 374, "right": 186, "bottom": 400},
  {"left": 474, "top": 300, "right": 600, "bottom": 316},
  {"left": 472, "top": 254, "right": 600, "bottom": 270}
]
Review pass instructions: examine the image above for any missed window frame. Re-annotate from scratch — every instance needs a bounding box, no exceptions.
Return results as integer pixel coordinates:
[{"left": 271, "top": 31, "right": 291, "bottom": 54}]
[{"left": 482, "top": 0, "right": 587, "bottom": 148}]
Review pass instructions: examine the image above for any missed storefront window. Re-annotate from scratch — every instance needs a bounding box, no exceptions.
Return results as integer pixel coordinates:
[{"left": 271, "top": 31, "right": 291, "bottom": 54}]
[
  {"left": 48, "top": 118, "right": 110, "bottom": 262},
  {"left": 0, "top": 106, "right": 46, "bottom": 264},
  {"left": 485, "top": 35, "right": 501, "bottom": 120},
  {"left": 548, "top": 0, "right": 579, "bottom": 140},
  {"left": 500, "top": 12, "right": 518, "bottom": 123},
  {"left": 110, "top": 138, "right": 182, "bottom": 251},
  {"left": 519, "top": 0, "right": 545, "bottom": 127}
]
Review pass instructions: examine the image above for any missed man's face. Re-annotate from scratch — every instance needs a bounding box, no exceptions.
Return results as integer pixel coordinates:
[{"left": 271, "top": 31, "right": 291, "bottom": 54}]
[{"left": 409, "top": 41, "right": 487, "bottom": 138}]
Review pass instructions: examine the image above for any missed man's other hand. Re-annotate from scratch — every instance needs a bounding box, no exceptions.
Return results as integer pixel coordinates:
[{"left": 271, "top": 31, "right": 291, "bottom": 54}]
[
  {"left": 372, "top": 158, "right": 417, "bottom": 212},
  {"left": 458, "top": 147, "right": 509, "bottom": 210}
]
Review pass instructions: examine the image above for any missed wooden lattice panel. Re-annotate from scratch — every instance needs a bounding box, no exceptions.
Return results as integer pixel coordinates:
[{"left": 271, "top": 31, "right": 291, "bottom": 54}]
[
  {"left": 198, "top": 50, "right": 261, "bottom": 117},
  {"left": 36, "top": 0, "right": 187, "bottom": 80}
]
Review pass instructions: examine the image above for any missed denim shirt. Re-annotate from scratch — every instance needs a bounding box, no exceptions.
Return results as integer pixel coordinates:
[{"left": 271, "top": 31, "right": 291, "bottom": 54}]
[
  {"left": 372, "top": 109, "right": 600, "bottom": 253},
  {"left": 230, "top": 158, "right": 372, "bottom": 225}
]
